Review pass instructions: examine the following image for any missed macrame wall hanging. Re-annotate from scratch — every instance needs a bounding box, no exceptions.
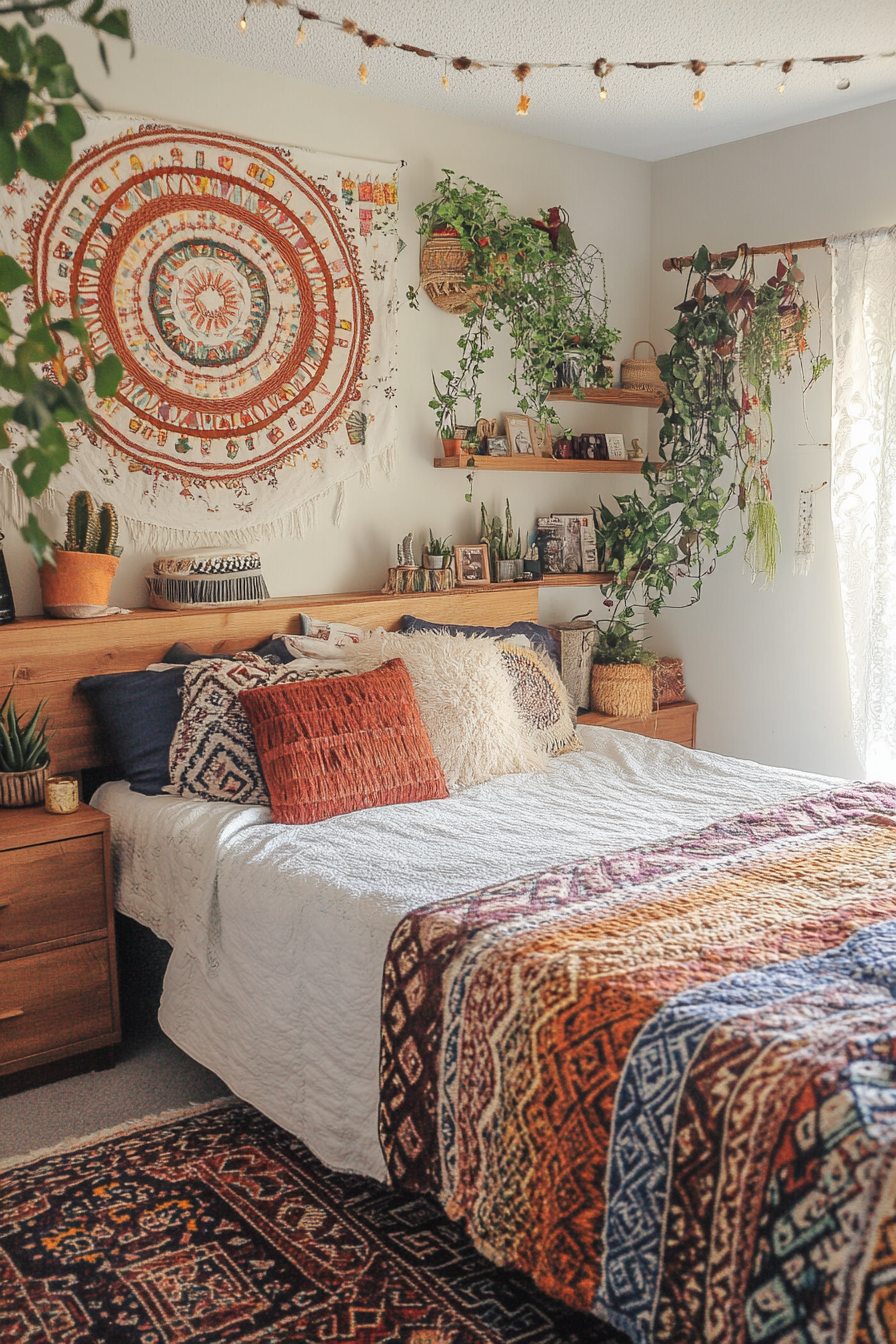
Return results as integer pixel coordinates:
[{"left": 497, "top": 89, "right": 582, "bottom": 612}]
[
  {"left": 794, "top": 482, "right": 827, "bottom": 576},
  {"left": 0, "top": 113, "right": 399, "bottom": 547}
]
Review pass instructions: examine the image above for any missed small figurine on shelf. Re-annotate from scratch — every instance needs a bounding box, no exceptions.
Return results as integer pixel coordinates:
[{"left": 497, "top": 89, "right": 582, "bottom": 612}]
[
  {"left": 522, "top": 540, "right": 542, "bottom": 580},
  {"left": 627, "top": 437, "right": 644, "bottom": 460}
]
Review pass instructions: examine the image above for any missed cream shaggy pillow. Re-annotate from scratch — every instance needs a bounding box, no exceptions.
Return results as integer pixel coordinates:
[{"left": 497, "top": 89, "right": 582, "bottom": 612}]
[{"left": 338, "top": 630, "right": 549, "bottom": 791}]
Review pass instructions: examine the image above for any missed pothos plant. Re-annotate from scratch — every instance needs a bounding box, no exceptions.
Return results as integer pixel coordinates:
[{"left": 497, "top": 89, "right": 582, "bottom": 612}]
[
  {"left": 595, "top": 243, "right": 829, "bottom": 646},
  {"left": 0, "top": 0, "right": 130, "bottom": 566},
  {"left": 409, "top": 170, "right": 619, "bottom": 434}
]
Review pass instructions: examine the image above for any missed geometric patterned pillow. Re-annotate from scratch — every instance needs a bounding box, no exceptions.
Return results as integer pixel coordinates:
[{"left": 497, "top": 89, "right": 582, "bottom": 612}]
[
  {"left": 168, "top": 652, "right": 350, "bottom": 805},
  {"left": 498, "top": 641, "right": 581, "bottom": 758}
]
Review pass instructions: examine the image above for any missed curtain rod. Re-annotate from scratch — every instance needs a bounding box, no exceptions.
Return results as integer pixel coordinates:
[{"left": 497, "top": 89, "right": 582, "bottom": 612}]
[{"left": 662, "top": 237, "right": 827, "bottom": 272}]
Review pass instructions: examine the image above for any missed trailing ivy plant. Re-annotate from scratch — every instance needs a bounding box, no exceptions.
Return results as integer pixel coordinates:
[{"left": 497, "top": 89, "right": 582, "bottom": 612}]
[
  {"left": 595, "top": 244, "right": 829, "bottom": 647},
  {"left": 409, "top": 171, "right": 619, "bottom": 433},
  {"left": 0, "top": 0, "right": 130, "bottom": 565}
]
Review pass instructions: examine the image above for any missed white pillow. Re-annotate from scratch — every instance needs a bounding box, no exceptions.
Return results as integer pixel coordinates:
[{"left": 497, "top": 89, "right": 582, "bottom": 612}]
[
  {"left": 275, "top": 622, "right": 383, "bottom": 660},
  {"left": 338, "top": 630, "right": 548, "bottom": 791}
]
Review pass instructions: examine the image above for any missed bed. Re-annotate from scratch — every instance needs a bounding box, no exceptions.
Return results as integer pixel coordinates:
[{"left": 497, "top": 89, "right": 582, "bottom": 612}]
[{"left": 5, "top": 586, "right": 896, "bottom": 1343}]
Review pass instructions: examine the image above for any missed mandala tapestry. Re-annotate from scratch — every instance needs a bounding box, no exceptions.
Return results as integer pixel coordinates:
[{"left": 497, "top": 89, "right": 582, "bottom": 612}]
[{"left": 0, "top": 114, "right": 399, "bottom": 543}]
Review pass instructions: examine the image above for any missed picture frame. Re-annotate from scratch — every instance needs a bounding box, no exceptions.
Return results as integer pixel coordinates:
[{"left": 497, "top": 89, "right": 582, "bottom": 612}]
[
  {"left": 485, "top": 436, "right": 510, "bottom": 456},
  {"left": 528, "top": 418, "right": 553, "bottom": 458},
  {"left": 504, "top": 413, "right": 535, "bottom": 456},
  {"left": 454, "top": 424, "right": 479, "bottom": 445},
  {"left": 453, "top": 543, "right": 491, "bottom": 586},
  {"left": 605, "top": 433, "right": 627, "bottom": 461}
]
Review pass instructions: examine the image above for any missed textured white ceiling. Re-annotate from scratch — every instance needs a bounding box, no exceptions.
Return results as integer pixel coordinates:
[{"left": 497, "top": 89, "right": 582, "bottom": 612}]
[{"left": 112, "top": 1, "right": 896, "bottom": 160}]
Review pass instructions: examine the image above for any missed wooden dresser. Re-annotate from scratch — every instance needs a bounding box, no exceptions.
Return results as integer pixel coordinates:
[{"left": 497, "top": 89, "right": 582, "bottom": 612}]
[
  {"left": 0, "top": 803, "right": 120, "bottom": 1089},
  {"left": 578, "top": 700, "right": 698, "bottom": 749}
]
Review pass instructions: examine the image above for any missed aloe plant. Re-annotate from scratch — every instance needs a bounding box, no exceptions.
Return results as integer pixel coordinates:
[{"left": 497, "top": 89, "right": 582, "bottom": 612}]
[
  {"left": 426, "top": 531, "right": 453, "bottom": 558},
  {"left": 0, "top": 687, "right": 51, "bottom": 773}
]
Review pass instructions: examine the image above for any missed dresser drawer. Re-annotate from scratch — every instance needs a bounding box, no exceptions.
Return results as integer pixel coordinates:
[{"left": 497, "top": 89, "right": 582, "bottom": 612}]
[
  {"left": 0, "top": 833, "right": 106, "bottom": 955},
  {"left": 0, "top": 939, "right": 115, "bottom": 1070}
]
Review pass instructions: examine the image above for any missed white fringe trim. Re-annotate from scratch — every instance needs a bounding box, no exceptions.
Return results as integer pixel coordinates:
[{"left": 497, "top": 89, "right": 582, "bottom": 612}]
[
  {"left": 0, "top": 440, "right": 398, "bottom": 550},
  {"left": 0, "top": 1096, "right": 241, "bottom": 1173}
]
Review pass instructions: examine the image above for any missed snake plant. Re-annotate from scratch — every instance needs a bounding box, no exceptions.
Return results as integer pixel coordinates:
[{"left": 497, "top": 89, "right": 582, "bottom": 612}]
[{"left": 0, "top": 688, "right": 51, "bottom": 773}]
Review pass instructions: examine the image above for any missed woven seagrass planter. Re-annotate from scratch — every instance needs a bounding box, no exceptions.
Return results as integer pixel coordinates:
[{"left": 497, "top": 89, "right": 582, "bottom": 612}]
[
  {"left": 39, "top": 551, "right": 119, "bottom": 615},
  {"left": 420, "top": 228, "right": 486, "bottom": 315},
  {"left": 591, "top": 662, "right": 654, "bottom": 718},
  {"left": 0, "top": 765, "right": 48, "bottom": 808}
]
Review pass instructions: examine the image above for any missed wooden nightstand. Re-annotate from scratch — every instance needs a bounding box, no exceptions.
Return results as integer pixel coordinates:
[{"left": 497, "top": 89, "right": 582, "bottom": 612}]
[
  {"left": 578, "top": 699, "right": 698, "bottom": 748},
  {"left": 0, "top": 802, "right": 120, "bottom": 1091}
]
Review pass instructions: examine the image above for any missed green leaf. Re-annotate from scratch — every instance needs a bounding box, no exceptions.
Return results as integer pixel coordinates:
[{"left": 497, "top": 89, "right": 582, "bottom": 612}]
[
  {"left": 41, "top": 62, "right": 78, "bottom": 100},
  {"left": 18, "top": 123, "right": 71, "bottom": 181},
  {"left": 0, "top": 77, "right": 29, "bottom": 134},
  {"left": 33, "top": 33, "right": 66, "bottom": 67},
  {"left": 92, "top": 9, "right": 130, "bottom": 40},
  {"left": 53, "top": 102, "right": 85, "bottom": 146},
  {"left": 0, "top": 253, "right": 30, "bottom": 292},
  {"left": 92, "top": 351, "right": 122, "bottom": 398},
  {"left": 0, "top": 302, "right": 12, "bottom": 343},
  {"left": 0, "top": 131, "right": 17, "bottom": 185},
  {"left": 20, "top": 512, "right": 54, "bottom": 567}
]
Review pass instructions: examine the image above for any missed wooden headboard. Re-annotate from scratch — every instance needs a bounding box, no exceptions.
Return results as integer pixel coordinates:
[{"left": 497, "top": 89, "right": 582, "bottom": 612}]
[{"left": 0, "top": 583, "right": 541, "bottom": 773}]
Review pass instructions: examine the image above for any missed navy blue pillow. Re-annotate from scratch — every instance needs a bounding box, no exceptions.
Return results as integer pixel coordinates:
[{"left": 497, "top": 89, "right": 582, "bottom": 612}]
[
  {"left": 80, "top": 667, "right": 185, "bottom": 796},
  {"left": 399, "top": 614, "right": 561, "bottom": 669},
  {"left": 160, "top": 637, "right": 292, "bottom": 665}
]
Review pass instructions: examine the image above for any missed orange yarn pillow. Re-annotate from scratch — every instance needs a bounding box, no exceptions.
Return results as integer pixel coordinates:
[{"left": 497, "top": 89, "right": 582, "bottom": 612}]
[{"left": 238, "top": 657, "right": 448, "bottom": 824}]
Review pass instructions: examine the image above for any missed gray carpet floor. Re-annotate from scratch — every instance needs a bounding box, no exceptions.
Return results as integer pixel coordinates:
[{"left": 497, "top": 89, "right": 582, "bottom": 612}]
[{"left": 0, "top": 915, "right": 230, "bottom": 1162}]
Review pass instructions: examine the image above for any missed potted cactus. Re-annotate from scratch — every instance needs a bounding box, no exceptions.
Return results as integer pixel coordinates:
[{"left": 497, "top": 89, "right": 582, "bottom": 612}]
[
  {"left": 480, "top": 499, "right": 522, "bottom": 582},
  {"left": 0, "top": 688, "right": 51, "bottom": 807},
  {"left": 39, "top": 491, "right": 123, "bottom": 617}
]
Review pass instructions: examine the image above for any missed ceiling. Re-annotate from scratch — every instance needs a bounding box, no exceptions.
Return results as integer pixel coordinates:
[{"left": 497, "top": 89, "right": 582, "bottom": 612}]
[{"left": 115, "top": 1, "right": 896, "bottom": 160}]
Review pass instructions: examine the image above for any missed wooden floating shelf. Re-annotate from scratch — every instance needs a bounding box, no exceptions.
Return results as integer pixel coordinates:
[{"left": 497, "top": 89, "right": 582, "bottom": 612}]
[
  {"left": 434, "top": 455, "right": 644, "bottom": 474},
  {"left": 547, "top": 387, "right": 664, "bottom": 409},
  {"left": 540, "top": 572, "right": 612, "bottom": 586}
]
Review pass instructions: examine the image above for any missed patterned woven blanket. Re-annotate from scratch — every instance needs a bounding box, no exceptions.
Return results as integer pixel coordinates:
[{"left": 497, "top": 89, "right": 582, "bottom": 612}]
[{"left": 379, "top": 783, "right": 896, "bottom": 1344}]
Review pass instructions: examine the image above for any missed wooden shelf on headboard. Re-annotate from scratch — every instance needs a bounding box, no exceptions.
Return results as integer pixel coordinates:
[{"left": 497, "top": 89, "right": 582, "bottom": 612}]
[{"left": 0, "top": 583, "right": 542, "bottom": 773}]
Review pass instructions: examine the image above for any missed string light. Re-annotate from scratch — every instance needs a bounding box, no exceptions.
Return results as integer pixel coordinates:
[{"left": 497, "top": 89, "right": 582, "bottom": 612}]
[
  {"left": 513, "top": 62, "right": 530, "bottom": 115},
  {"left": 237, "top": 5, "right": 888, "bottom": 111}
]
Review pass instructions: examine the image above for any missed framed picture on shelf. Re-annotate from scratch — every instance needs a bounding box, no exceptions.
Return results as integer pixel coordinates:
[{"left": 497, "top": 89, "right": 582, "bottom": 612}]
[
  {"left": 454, "top": 424, "right": 479, "bottom": 445},
  {"left": 454, "top": 543, "right": 491, "bottom": 586},
  {"left": 528, "top": 419, "right": 553, "bottom": 457},
  {"left": 606, "top": 433, "right": 627, "bottom": 460},
  {"left": 504, "top": 414, "right": 535, "bottom": 456},
  {"left": 485, "top": 436, "right": 510, "bottom": 456}
]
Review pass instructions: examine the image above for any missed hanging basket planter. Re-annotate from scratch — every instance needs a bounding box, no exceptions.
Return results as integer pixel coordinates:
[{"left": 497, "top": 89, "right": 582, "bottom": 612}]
[{"left": 419, "top": 227, "right": 486, "bottom": 315}]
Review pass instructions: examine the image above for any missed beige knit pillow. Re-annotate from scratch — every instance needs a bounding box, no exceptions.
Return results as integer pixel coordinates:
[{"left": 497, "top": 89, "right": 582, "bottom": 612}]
[{"left": 338, "top": 630, "right": 548, "bottom": 791}]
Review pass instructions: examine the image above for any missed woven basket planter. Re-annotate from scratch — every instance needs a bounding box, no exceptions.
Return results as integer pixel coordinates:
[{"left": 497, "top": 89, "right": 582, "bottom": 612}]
[
  {"left": 420, "top": 229, "right": 486, "bottom": 315},
  {"left": 652, "top": 656, "right": 686, "bottom": 708},
  {"left": 39, "top": 550, "right": 119, "bottom": 616},
  {"left": 591, "top": 662, "right": 654, "bottom": 718},
  {"left": 0, "top": 765, "right": 48, "bottom": 808},
  {"left": 621, "top": 340, "right": 666, "bottom": 395}
]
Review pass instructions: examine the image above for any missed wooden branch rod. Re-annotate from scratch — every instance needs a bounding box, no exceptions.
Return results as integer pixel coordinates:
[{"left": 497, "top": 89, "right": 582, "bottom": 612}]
[{"left": 662, "top": 237, "right": 827, "bottom": 272}]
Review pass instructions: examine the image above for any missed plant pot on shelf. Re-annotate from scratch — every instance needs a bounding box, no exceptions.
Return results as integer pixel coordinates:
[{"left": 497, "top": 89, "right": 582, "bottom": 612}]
[
  {"left": 424, "top": 553, "right": 447, "bottom": 569},
  {"left": 440, "top": 437, "right": 465, "bottom": 457},
  {"left": 0, "top": 765, "right": 48, "bottom": 808},
  {"left": 591, "top": 662, "right": 654, "bottom": 719},
  {"left": 39, "top": 550, "right": 119, "bottom": 616}
]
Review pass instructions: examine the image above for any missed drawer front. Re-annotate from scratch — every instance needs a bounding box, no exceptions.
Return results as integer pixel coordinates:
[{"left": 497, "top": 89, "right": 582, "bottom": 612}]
[
  {"left": 0, "top": 939, "right": 114, "bottom": 1067},
  {"left": 0, "top": 833, "right": 106, "bottom": 955}
]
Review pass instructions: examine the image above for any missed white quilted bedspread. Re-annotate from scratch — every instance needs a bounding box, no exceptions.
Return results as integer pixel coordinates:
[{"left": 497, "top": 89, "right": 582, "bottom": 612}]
[{"left": 95, "top": 728, "right": 840, "bottom": 1181}]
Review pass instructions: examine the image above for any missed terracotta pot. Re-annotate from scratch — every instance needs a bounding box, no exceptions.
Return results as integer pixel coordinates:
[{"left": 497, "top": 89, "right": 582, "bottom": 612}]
[
  {"left": 0, "top": 765, "right": 48, "bottom": 808},
  {"left": 441, "top": 437, "right": 465, "bottom": 458},
  {"left": 39, "top": 551, "right": 119, "bottom": 615}
]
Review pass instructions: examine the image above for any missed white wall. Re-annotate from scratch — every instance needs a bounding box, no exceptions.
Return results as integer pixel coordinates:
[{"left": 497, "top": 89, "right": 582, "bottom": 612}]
[
  {"left": 1, "top": 26, "right": 652, "bottom": 627},
  {"left": 649, "top": 100, "right": 896, "bottom": 779}
]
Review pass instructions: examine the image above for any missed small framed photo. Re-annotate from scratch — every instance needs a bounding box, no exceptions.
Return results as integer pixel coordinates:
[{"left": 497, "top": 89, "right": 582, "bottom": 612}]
[
  {"left": 605, "top": 433, "right": 627, "bottom": 461},
  {"left": 454, "top": 424, "right": 479, "bottom": 445},
  {"left": 485, "top": 436, "right": 509, "bottom": 456},
  {"left": 528, "top": 418, "right": 553, "bottom": 458},
  {"left": 454, "top": 543, "right": 491, "bottom": 586},
  {"left": 504, "top": 413, "right": 535, "bottom": 456}
]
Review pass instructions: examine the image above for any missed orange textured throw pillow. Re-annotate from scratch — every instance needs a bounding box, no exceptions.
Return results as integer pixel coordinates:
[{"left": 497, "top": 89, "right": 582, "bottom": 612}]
[{"left": 238, "top": 657, "right": 448, "bottom": 824}]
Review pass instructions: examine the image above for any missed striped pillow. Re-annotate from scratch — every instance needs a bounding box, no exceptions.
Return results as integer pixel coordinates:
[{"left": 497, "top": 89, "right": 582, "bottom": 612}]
[{"left": 239, "top": 658, "right": 448, "bottom": 824}]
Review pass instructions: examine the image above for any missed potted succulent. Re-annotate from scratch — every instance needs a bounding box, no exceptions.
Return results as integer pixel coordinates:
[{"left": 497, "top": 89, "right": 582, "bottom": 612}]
[
  {"left": 39, "top": 491, "right": 123, "bottom": 616},
  {"left": 424, "top": 531, "right": 453, "bottom": 569},
  {"left": 0, "top": 688, "right": 51, "bottom": 807},
  {"left": 590, "top": 622, "right": 657, "bottom": 719},
  {"left": 481, "top": 499, "right": 522, "bottom": 582}
]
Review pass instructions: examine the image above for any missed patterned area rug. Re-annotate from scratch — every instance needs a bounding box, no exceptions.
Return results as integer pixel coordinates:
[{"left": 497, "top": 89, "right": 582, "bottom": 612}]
[{"left": 0, "top": 1099, "right": 621, "bottom": 1343}]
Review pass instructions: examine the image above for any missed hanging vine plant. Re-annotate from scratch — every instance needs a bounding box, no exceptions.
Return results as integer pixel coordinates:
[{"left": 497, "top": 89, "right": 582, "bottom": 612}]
[
  {"left": 409, "top": 170, "right": 619, "bottom": 434},
  {"left": 595, "top": 243, "right": 829, "bottom": 648}
]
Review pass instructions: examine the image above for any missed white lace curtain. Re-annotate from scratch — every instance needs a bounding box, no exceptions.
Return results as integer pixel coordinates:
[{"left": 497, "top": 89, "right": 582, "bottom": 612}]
[{"left": 830, "top": 227, "right": 896, "bottom": 779}]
